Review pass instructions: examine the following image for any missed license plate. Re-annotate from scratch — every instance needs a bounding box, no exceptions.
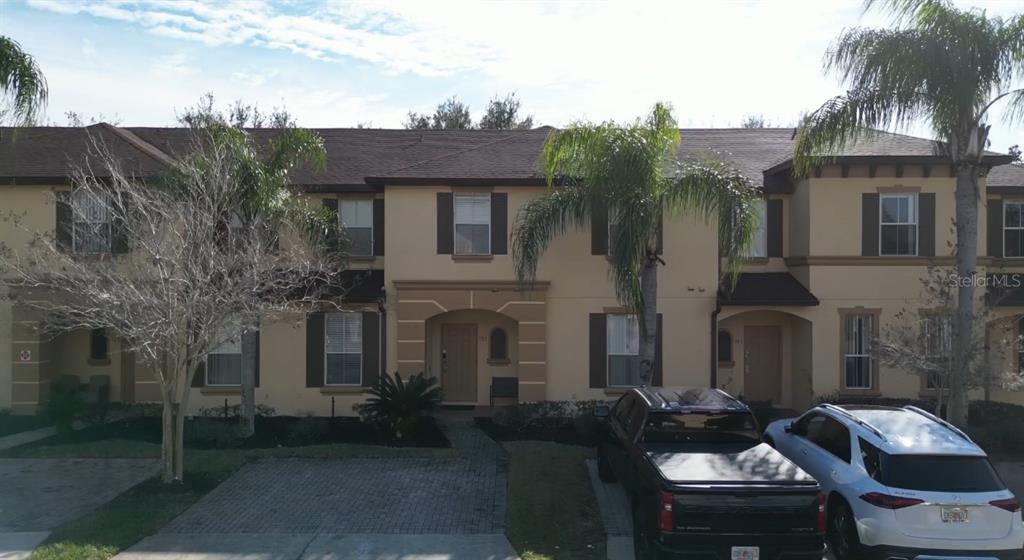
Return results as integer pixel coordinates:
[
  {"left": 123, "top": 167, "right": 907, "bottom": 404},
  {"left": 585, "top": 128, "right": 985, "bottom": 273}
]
[
  {"left": 941, "top": 506, "right": 969, "bottom": 523},
  {"left": 731, "top": 546, "right": 759, "bottom": 560}
]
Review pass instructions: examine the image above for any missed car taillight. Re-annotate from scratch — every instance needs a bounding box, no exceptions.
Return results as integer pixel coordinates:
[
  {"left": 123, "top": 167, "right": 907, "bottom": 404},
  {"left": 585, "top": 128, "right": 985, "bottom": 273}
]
[
  {"left": 859, "top": 492, "right": 924, "bottom": 510},
  {"left": 816, "top": 493, "right": 826, "bottom": 534},
  {"left": 990, "top": 498, "right": 1022, "bottom": 513},
  {"left": 658, "top": 491, "right": 673, "bottom": 532}
]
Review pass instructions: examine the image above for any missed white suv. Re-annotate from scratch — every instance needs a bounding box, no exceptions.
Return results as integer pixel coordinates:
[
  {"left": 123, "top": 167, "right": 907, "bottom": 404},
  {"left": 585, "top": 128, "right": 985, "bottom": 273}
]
[{"left": 764, "top": 404, "right": 1023, "bottom": 560}]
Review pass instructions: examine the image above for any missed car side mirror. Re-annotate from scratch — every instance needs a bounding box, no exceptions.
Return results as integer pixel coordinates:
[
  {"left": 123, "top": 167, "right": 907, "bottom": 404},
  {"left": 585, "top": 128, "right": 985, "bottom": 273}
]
[
  {"left": 784, "top": 422, "right": 794, "bottom": 434},
  {"left": 593, "top": 405, "right": 610, "bottom": 420}
]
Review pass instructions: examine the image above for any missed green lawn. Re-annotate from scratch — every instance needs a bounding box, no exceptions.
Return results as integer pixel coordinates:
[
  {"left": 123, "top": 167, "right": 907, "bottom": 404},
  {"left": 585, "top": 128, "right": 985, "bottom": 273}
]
[
  {"left": 0, "top": 412, "right": 52, "bottom": 437},
  {"left": 11, "top": 438, "right": 450, "bottom": 560},
  {"left": 504, "top": 441, "right": 605, "bottom": 560}
]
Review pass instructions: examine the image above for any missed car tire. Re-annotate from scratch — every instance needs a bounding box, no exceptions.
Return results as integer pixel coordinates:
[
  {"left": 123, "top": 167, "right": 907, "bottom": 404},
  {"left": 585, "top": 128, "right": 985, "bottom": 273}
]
[
  {"left": 597, "top": 449, "right": 617, "bottom": 483},
  {"left": 632, "top": 504, "right": 663, "bottom": 560},
  {"left": 828, "top": 498, "right": 863, "bottom": 560}
]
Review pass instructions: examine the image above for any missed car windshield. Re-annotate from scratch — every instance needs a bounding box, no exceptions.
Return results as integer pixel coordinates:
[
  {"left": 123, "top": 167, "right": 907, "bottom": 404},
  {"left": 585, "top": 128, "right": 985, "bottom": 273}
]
[
  {"left": 641, "top": 411, "right": 760, "bottom": 443},
  {"left": 879, "top": 454, "right": 1005, "bottom": 493}
]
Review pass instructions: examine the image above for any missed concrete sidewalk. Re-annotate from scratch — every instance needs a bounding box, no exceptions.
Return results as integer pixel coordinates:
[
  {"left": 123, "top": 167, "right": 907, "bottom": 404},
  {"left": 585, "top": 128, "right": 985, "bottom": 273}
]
[
  {"left": 113, "top": 533, "right": 519, "bottom": 560},
  {"left": 0, "top": 532, "right": 48, "bottom": 560}
]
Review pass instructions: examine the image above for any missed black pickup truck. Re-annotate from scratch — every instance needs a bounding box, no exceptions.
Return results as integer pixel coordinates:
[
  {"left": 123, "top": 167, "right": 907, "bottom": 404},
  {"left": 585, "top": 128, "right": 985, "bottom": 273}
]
[{"left": 595, "top": 387, "right": 825, "bottom": 560}]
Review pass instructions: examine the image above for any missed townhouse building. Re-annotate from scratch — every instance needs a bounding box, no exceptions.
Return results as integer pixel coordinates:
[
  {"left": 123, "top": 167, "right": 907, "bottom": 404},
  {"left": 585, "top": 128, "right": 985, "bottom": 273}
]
[{"left": 1, "top": 124, "right": 1023, "bottom": 416}]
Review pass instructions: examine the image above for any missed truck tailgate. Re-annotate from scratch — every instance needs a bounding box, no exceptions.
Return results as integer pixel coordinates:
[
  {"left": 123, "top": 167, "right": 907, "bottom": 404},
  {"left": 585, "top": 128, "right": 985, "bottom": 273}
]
[{"left": 669, "top": 489, "right": 820, "bottom": 535}]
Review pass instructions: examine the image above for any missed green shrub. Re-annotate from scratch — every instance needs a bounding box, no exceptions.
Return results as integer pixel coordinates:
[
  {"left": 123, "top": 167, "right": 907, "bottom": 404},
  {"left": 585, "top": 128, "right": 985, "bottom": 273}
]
[
  {"left": 46, "top": 375, "right": 84, "bottom": 435},
  {"left": 492, "top": 400, "right": 604, "bottom": 431},
  {"left": 188, "top": 419, "right": 241, "bottom": 447},
  {"left": 285, "top": 417, "right": 331, "bottom": 446},
  {"left": 359, "top": 372, "right": 442, "bottom": 443}
]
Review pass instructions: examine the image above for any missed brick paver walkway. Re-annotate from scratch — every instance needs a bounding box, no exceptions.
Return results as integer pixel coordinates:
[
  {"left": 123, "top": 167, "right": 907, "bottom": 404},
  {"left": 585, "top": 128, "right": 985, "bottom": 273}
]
[
  {"left": 0, "top": 458, "right": 156, "bottom": 531},
  {"left": 163, "top": 415, "right": 508, "bottom": 534}
]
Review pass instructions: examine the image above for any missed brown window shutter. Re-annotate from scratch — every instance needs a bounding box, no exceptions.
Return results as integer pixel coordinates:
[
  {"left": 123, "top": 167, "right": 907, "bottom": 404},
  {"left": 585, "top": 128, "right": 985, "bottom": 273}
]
[
  {"left": 491, "top": 192, "right": 508, "bottom": 255},
  {"left": 591, "top": 205, "right": 608, "bottom": 255},
  {"left": 191, "top": 361, "right": 206, "bottom": 388},
  {"left": 306, "top": 312, "right": 325, "bottom": 388},
  {"left": 918, "top": 193, "right": 935, "bottom": 257},
  {"left": 437, "top": 192, "right": 453, "bottom": 254},
  {"left": 56, "top": 191, "right": 72, "bottom": 252},
  {"left": 362, "top": 311, "right": 380, "bottom": 387},
  {"left": 373, "top": 199, "right": 385, "bottom": 256},
  {"left": 655, "top": 211, "right": 664, "bottom": 255},
  {"left": 589, "top": 313, "right": 607, "bottom": 388},
  {"left": 653, "top": 314, "right": 663, "bottom": 387},
  {"left": 988, "top": 198, "right": 1003, "bottom": 258},
  {"left": 862, "top": 193, "right": 879, "bottom": 256},
  {"left": 322, "top": 198, "right": 339, "bottom": 252},
  {"left": 767, "top": 199, "right": 783, "bottom": 258}
]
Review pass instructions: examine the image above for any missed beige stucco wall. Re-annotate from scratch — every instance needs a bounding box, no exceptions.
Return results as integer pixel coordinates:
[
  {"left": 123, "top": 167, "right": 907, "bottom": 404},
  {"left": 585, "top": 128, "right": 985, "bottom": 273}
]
[
  {"left": 424, "top": 309, "right": 518, "bottom": 404},
  {"left": 50, "top": 330, "right": 124, "bottom": 402},
  {"left": 0, "top": 294, "right": 10, "bottom": 410}
]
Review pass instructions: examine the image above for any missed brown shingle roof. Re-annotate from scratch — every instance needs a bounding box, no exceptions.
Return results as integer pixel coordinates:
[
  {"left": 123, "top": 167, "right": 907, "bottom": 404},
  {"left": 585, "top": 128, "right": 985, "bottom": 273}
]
[{"left": 2, "top": 125, "right": 1021, "bottom": 188}]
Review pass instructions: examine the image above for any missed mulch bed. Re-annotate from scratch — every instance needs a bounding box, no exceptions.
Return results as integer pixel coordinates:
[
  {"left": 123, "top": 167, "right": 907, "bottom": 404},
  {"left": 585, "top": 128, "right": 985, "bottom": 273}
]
[
  {"left": 474, "top": 417, "right": 595, "bottom": 446},
  {"left": 27, "top": 415, "right": 450, "bottom": 449}
]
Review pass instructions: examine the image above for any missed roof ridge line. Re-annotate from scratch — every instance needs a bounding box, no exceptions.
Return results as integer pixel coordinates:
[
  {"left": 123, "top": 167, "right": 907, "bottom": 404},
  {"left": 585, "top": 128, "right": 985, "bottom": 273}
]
[
  {"left": 96, "top": 123, "right": 176, "bottom": 167},
  {"left": 375, "top": 127, "right": 544, "bottom": 176}
]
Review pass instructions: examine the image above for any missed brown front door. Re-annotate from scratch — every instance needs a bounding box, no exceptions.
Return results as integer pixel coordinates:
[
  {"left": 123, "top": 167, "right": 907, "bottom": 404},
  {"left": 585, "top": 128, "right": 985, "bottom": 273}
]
[
  {"left": 441, "top": 324, "right": 478, "bottom": 403},
  {"left": 744, "top": 326, "right": 781, "bottom": 403}
]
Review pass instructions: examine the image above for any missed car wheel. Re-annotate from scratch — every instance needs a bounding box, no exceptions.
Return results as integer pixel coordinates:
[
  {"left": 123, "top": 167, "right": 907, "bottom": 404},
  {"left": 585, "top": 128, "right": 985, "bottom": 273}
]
[
  {"left": 828, "top": 499, "right": 863, "bottom": 560},
  {"left": 632, "top": 505, "right": 662, "bottom": 560},
  {"left": 597, "top": 449, "right": 617, "bottom": 483}
]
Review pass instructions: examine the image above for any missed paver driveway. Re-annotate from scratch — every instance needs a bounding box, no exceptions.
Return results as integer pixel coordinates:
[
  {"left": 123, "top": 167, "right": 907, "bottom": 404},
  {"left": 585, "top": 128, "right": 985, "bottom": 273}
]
[
  {"left": 0, "top": 458, "right": 156, "bottom": 531},
  {"left": 163, "top": 416, "right": 507, "bottom": 534}
]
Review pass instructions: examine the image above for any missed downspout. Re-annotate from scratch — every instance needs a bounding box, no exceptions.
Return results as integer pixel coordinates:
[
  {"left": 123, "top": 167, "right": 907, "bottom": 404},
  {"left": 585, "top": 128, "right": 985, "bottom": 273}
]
[{"left": 711, "top": 300, "right": 721, "bottom": 389}]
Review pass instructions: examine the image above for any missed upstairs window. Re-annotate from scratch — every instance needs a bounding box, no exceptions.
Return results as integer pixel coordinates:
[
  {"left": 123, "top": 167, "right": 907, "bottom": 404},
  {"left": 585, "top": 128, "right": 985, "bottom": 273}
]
[
  {"left": 607, "top": 314, "right": 640, "bottom": 387},
  {"left": 454, "top": 193, "right": 491, "bottom": 255},
  {"left": 72, "top": 189, "right": 113, "bottom": 254},
  {"left": 325, "top": 313, "right": 362, "bottom": 385},
  {"left": 340, "top": 199, "right": 374, "bottom": 256},
  {"left": 879, "top": 193, "right": 917, "bottom": 256},
  {"left": 207, "top": 328, "right": 242, "bottom": 386},
  {"left": 1005, "top": 202, "right": 1024, "bottom": 257},
  {"left": 843, "top": 314, "right": 874, "bottom": 390}
]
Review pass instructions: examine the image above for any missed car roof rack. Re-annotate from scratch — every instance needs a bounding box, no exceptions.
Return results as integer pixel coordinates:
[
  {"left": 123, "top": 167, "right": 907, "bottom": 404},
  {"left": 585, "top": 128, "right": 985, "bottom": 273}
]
[
  {"left": 904, "top": 405, "right": 973, "bottom": 443},
  {"left": 817, "top": 403, "right": 888, "bottom": 441}
]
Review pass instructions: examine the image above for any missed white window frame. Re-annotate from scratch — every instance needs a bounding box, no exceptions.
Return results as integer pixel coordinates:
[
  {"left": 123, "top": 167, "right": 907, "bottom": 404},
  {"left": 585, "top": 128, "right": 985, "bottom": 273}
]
[
  {"left": 453, "top": 193, "right": 491, "bottom": 255},
  {"left": 207, "top": 327, "right": 243, "bottom": 387},
  {"left": 325, "top": 312, "right": 362, "bottom": 386},
  {"left": 750, "top": 199, "right": 768, "bottom": 258},
  {"left": 607, "top": 314, "right": 640, "bottom": 387},
  {"left": 879, "top": 193, "right": 918, "bottom": 256},
  {"left": 843, "top": 314, "right": 874, "bottom": 390},
  {"left": 1004, "top": 201, "right": 1024, "bottom": 258},
  {"left": 339, "top": 198, "right": 374, "bottom": 256},
  {"left": 72, "top": 189, "right": 113, "bottom": 254}
]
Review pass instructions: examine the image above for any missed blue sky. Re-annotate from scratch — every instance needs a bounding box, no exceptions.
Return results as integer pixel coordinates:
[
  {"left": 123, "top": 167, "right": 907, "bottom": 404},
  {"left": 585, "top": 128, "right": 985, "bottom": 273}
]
[{"left": 1, "top": 0, "right": 1022, "bottom": 153}]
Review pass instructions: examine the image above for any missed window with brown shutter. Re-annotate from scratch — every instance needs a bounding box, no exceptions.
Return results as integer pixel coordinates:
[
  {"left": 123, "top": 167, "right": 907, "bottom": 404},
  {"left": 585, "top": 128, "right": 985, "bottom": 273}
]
[{"left": 437, "top": 192, "right": 454, "bottom": 254}]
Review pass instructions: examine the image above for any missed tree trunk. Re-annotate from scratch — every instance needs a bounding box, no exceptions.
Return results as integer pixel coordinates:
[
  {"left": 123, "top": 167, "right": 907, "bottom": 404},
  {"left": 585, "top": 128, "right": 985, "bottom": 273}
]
[
  {"left": 240, "top": 326, "right": 257, "bottom": 437},
  {"left": 950, "top": 164, "right": 980, "bottom": 428},
  {"left": 638, "top": 255, "right": 658, "bottom": 386},
  {"left": 160, "top": 392, "right": 176, "bottom": 483}
]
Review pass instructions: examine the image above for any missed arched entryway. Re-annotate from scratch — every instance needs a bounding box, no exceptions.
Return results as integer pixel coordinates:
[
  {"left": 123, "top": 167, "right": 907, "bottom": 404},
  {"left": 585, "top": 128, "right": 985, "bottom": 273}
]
[
  {"left": 394, "top": 281, "right": 549, "bottom": 404},
  {"left": 717, "top": 309, "right": 814, "bottom": 410}
]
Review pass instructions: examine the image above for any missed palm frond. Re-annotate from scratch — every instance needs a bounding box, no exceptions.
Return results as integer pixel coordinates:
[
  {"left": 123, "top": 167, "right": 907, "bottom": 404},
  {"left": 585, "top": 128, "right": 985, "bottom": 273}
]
[
  {"left": 663, "top": 160, "right": 762, "bottom": 284},
  {"left": 512, "top": 184, "right": 591, "bottom": 286},
  {"left": 0, "top": 36, "right": 47, "bottom": 126}
]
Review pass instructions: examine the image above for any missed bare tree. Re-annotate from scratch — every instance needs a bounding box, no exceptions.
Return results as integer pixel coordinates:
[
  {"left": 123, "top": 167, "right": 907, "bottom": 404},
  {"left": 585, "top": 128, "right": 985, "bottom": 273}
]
[
  {"left": 0, "top": 125, "right": 342, "bottom": 482},
  {"left": 479, "top": 93, "right": 533, "bottom": 130},
  {"left": 879, "top": 266, "right": 1023, "bottom": 413}
]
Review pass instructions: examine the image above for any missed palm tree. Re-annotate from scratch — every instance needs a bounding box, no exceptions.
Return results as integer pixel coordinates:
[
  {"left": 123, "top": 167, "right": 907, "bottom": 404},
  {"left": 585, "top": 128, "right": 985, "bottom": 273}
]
[
  {"left": 792, "top": 0, "right": 1024, "bottom": 427},
  {"left": 0, "top": 36, "right": 47, "bottom": 125},
  {"left": 513, "top": 103, "right": 761, "bottom": 386}
]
